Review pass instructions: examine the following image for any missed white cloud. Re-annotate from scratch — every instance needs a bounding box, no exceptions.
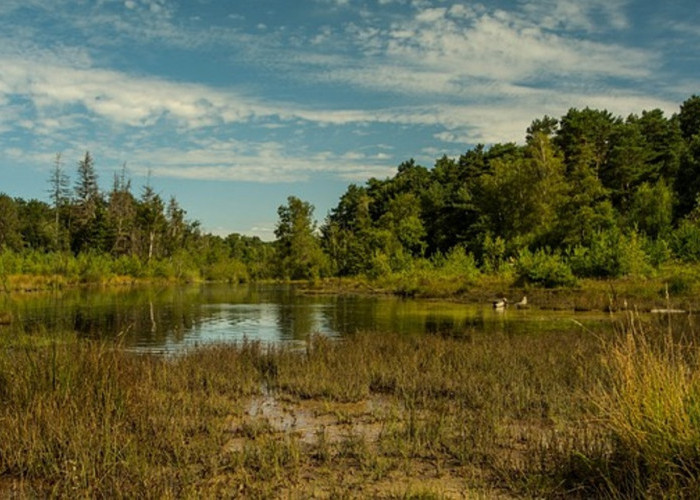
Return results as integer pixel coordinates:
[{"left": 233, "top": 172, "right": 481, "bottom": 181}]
[
  {"left": 414, "top": 7, "right": 446, "bottom": 23},
  {"left": 135, "top": 142, "right": 396, "bottom": 183},
  {"left": 0, "top": 56, "right": 262, "bottom": 129},
  {"left": 0, "top": 44, "right": 679, "bottom": 162},
  {"left": 519, "top": 0, "right": 630, "bottom": 32},
  {"left": 258, "top": 1, "right": 655, "bottom": 108},
  {"left": 377, "top": 6, "right": 648, "bottom": 82},
  {"left": 0, "top": 0, "right": 687, "bottom": 192}
]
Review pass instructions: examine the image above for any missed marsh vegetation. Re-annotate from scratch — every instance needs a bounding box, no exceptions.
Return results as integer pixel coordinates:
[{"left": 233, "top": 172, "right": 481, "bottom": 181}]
[{"left": 2, "top": 308, "right": 700, "bottom": 498}]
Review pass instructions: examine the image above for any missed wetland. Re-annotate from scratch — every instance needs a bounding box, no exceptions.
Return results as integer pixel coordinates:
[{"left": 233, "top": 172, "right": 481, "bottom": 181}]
[{"left": 1, "top": 284, "right": 700, "bottom": 498}]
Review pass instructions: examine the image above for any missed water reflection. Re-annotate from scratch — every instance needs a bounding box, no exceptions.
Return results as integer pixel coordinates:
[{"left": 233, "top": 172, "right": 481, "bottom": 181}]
[{"left": 0, "top": 284, "right": 616, "bottom": 352}]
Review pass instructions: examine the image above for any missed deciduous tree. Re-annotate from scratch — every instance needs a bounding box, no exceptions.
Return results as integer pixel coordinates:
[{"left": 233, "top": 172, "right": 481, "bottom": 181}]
[{"left": 274, "top": 196, "right": 325, "bottom": 280}]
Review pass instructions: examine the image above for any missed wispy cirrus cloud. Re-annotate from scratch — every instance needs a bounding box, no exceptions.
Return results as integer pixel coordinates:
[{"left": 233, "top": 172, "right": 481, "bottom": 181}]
[
  {"left": 0, "top": 0, "right": 688, "bottom": 188},
  {"left": 288, "top": 2, "right": 652, "bottom": 97},
  {"left": 518, "top": 0, "right": 631, "bottom": 32},
  {"left": 0, "top": 43, "right": 679, "bottom": 182}
]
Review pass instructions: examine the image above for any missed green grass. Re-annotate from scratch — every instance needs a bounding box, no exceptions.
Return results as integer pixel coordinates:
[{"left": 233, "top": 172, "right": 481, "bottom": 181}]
[
  {"left": 585, "top": 320, "right": 700, "bottom": 497},
  {"left": 1, "top": 315, "right": 699, "bottom": 497}
]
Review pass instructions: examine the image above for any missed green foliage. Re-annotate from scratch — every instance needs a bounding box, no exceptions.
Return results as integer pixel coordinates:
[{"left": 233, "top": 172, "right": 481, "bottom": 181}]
[
  {"left": 679, "top": 95, "right": 700, "bottom": 141},
  {"left": 77, "top": 252, "right": 114, "bottom": 283},
  {"left": 203, "top": 258, "right": 249, "bottom": 283},
  {"left": 665, "top": 273, "right": 694, "bottom": 296},
  {"left": 643, "top": 237, "right": 672, "bottom": 267},
  {"left": 6, "top": 97, "right": 700, "bottom": 286},
  {"left": 569, "top": 230, "right": 650, "bottom": 278},
  {"left": 676, "top": 134, "right": 700, "bottom": 217},
  {"left": 274, "top": 196, "right": 326, "bottom": 280},
  {"left": 626, "top": 181, "right": 674, "bottom": 238},
  {"left": 480, "top": 233, "right": 507, "bottom": 273},
  {"left": 515, "top": 248, "right": 577, "bottom": 288},
  {"left": 671, "top": 219, "right": 700, "bottom": 262},
  {"left": 224, "top": 233, "right": 274, "bottom": 279},
  {"left": 366, "top": 251, "right": 393, "bottom": 280},
  {"left": 592, "top": 325, "right": 700, "bottom": 497},
  {"left": 0, "top": 194, "right": 23, "bottom": 251},
  {"left": 112, "top": 254, "right": 145, "bottom": 277},
  {"left": 0, "top": 248, "right": 22, "bottom": 276},
  {"left": 434, "top": 245, "right": 480, "bottom": 281}
]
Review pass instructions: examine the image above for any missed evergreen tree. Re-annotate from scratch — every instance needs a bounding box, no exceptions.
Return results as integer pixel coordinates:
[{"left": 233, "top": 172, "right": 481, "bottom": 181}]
[
  {"left": 676, "top": 96, "right": 700, "bottom": 217},
  {"left": 106, "top": 164, "right": 137, "bottom": 256},
  {"left": 48, "top": 153, "right": 70, "bottom": 250},
  {"left": 0, "top": 194, "right": 22, "bottom": 251},
  {"left": 71, "top": 151, "right": 104, "bottom": 253},
  {"left": 17, "top": 199, "right": 54, "bottom": 250}
]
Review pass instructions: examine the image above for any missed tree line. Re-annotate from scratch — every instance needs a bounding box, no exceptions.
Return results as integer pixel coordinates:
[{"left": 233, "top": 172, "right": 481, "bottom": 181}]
[
  {"left": 2, "top": 95, "right": 700, "bottom": 286},
  {"left": 276, "top": 95, "right": 700, "bottom": 286},
  {"left": 0, "top": 152, "right": 272, "bottom": 283}
]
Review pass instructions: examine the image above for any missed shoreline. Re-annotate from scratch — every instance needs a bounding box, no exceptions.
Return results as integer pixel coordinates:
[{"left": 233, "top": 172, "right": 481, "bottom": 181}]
[{"left": 2, "top": 271, "right": 698, "bottom": 315}]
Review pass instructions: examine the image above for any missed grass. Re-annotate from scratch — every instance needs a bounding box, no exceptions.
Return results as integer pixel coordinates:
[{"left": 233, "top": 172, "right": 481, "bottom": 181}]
[
  {"left": 302, "top": 264, "right": 700, "bottom": 315},
  {"left": 1, "top": 315, "right": 699, "bottom": 497},
  {"left": 584, "top": 319, "right": 700, "bottom": 497}
]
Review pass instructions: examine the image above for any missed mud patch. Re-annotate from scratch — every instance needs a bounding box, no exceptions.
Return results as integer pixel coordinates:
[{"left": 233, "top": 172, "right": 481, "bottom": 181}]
[{"left": 225, "top": 391, "right": 396, "bottom": 452}]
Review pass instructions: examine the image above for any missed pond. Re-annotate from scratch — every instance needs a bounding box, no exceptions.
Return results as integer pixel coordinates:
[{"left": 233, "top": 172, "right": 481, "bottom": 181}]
[{"left": 1, "top": 283, "right": 619, "bottom": 352}]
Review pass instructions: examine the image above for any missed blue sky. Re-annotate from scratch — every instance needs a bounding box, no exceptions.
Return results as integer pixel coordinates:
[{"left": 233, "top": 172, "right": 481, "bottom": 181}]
[{"left": 0, "top": 0, "right": 697, "bottom": 240}]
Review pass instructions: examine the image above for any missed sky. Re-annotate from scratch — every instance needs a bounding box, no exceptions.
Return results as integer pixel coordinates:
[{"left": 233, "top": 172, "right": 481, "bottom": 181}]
[{"left": 0, "top": 0, "right": 698, "bottom": 240}]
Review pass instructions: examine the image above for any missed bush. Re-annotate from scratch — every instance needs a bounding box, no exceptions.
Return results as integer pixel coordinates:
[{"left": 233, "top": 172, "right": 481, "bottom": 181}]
[
  {"left": 77, "top": 252, "right": 114, "bottom": 283},
  {"left": 569, "top": 230, "right": 650, "bottom": 278},
  {"left": 366, "top": 251, "right": 392, "bottom": 279},
  {"left": 644, "top": 237, "right": 672, "bottom": 267},
  {"left": 515, "top": 248, "right": 576, "bottom": 288},
  {"left": 430, "top": 246, "right": 480, "bottom": 281},
  {"left": 0, "top": 249, "right": 22, "bottom": 275},
  {"left": 147, "top": 258, "right": 175, "bottom": 279},
  {"left": 665, "top": 273, "right": 694, "bottom": 296},
  {"left": 112, "top": 255, "right": 145, "bottom": 277},
  {"left": 481, "top": 233, "right": 507, "bottom": 273},
  {"left": 203, "top": 258, "right": 249, "bottom": 283},
  {"left": 671, "top": 220, "right": 700, "bottom": 262}
]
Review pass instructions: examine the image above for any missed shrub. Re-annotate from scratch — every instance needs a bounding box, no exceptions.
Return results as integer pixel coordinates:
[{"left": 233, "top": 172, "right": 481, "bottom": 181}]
[
  {"left": 569, "top": 230, "right": 650, "bottom": 278},
  {"left": 644, "top": 237, "right": 672, "bottom": 267},
  {"left": 0, "top": 249, "right": 22, "bottom": 275},
  {"left": 147, "top": 258, "right": 175, "bottom": 279},
  {"left": 437, "top": 246, "right": 480, "bottom": 282},
  {"left": 515, "top": 248, "right": 576, "bottom": 288},
  {"left": 671, "top": 220, "right": 700, "bottom": 262},
  {"left": 665, "top": 273, "right": 694, "bottom": 296},
  {"left": 77, "top": 252, "right": 114, "bottom": 283},
  {"left": 112, "top": 254, "right": 144, "bottom": 277},
  {"left": 366, "top": 251, "right": 392, "bottom": 280},
  {"left": 481, "top": 233, "right": 507, "bottom": 273},
  {"left": 203, "top": 258, "right": 249, "bottom": 283}
]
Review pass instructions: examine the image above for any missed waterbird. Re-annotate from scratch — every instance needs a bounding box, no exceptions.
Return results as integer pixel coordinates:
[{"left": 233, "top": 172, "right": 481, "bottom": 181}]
[
  {"left": 492, "top": 297, "right": 508, "bottom": 309},
  {"left": 514, "top": 296, "right": 528, "bottom": 308}
]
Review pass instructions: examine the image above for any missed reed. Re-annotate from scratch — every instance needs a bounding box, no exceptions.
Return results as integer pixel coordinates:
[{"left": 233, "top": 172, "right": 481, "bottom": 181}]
[
  {"left": 1, "top": 316, "right": 697, "bottom": 497},
  {"left": 590, "top": 318, "right": 700, "bottom": 497}
]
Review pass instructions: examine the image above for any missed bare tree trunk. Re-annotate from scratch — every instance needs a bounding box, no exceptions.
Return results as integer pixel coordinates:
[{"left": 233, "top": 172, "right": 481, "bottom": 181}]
[{"left": 148, "top": 231, "right": 155, "bottom": 262}]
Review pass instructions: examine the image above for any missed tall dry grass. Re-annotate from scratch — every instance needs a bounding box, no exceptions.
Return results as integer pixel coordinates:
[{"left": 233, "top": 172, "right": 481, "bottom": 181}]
[
  {"left": 0, "top": 339, "right": 262, "bottom": 497},
  {"left": 3, "top": 316, "right": 699, "bottom": 497},
  {"left": 588, "top": 316, "right": 700, "bottom": 497}
]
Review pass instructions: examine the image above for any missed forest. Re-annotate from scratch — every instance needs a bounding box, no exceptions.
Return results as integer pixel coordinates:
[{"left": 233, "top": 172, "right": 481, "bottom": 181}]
[{"left": 2, "top": 95, "right": 700, "bottom": 289}]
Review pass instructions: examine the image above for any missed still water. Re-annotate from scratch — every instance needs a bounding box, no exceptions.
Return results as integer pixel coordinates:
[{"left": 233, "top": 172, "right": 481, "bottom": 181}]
[{"left": 1, "top": 284, "right": 615, "bottom": 352}]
